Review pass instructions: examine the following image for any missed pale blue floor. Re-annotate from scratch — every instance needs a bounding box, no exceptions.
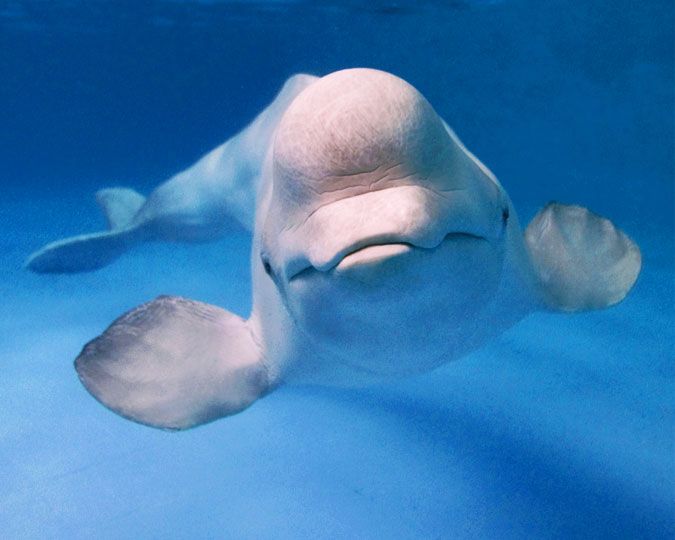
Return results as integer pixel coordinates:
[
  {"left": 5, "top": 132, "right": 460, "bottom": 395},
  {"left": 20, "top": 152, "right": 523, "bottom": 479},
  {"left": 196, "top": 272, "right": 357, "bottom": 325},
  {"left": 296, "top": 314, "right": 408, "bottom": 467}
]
[{"left": 0, "top": 189, "right": 672, "bottom": 539}]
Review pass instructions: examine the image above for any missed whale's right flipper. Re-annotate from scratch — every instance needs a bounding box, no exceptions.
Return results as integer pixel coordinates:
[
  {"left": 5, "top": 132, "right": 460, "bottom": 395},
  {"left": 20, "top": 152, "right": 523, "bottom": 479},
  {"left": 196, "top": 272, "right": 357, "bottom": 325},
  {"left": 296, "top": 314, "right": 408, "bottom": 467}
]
[{"left": 75, "top": 295, "right": 271, "bottom": 430}]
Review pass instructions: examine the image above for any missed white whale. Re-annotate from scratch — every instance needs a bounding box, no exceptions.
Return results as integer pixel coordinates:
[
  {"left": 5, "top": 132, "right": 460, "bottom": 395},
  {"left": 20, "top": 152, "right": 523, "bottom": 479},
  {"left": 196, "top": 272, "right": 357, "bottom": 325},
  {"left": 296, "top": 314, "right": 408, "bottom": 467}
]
[{"left": 44, "top": 69, "right": 640, "bottom": 430}]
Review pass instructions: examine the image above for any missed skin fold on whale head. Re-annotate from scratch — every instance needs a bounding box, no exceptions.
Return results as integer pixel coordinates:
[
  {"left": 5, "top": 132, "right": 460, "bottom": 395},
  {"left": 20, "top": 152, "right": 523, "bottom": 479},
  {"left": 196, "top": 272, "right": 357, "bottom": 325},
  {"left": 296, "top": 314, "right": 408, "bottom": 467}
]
[{"left": 27, "top": 68, "right": 641, "bottom": 430}]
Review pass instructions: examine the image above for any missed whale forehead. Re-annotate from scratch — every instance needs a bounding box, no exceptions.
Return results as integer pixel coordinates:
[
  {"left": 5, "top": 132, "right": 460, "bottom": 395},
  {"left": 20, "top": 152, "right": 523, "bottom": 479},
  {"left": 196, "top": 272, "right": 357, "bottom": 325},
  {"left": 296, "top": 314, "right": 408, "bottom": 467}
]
[{"left": 272, "top": 68, "right": 453, "bottom": 205}]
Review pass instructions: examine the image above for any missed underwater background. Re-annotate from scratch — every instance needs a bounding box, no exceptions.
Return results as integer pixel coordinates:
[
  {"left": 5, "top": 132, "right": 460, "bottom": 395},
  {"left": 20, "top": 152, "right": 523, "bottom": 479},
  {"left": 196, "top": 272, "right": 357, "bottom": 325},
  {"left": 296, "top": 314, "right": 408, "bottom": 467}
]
[{"left": 1, "top": 1, "right": 673, "bottom": 538}]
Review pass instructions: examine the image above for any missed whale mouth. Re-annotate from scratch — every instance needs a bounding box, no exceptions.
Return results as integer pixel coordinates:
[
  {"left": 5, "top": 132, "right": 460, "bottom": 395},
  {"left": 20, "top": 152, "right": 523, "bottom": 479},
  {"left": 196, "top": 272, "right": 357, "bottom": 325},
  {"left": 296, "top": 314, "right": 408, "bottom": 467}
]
[
  {"left": 336, "top": 242, "right": 414, "bottom": 270},
  {"left": 288, "top": 232, "right": 485, "bottom": 281}
]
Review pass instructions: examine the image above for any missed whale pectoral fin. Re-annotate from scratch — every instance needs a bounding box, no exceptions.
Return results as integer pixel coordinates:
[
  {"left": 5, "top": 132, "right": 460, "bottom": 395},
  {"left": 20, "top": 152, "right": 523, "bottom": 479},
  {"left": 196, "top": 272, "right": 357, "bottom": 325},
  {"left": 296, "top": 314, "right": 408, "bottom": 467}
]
[
  {"left": 525, "top": 202, "right": 641, "bottom": 312},
  {"left": 24, "top": 228, "right": 138, "bottom": 274},
  {"left": 75, "top": 296, "right": 270, "bottom": 431},
  {"left": 95, "top": 187, "right": 146, "bottom": 230}
]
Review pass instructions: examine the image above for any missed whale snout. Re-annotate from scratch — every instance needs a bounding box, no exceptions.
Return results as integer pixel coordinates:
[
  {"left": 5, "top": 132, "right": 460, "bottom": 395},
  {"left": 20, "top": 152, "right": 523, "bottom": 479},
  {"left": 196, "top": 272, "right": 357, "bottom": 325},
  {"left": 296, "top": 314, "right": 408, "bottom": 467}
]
[{"left": 271, "top": 183, "right": 503, "bottom": 284}]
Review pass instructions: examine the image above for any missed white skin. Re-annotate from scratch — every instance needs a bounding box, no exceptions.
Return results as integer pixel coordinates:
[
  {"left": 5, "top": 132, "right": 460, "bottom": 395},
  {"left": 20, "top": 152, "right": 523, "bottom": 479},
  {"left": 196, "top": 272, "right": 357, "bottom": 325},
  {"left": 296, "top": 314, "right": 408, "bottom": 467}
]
[{"left": 67, "top": 68, "right": 640, "bottom": 430}]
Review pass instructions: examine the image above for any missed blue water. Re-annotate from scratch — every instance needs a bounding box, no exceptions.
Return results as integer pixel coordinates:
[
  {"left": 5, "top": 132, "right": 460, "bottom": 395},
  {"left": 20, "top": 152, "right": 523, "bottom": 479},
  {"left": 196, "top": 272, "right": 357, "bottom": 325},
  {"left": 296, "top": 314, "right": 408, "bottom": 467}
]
[{"left": 1, "top": 1, "right": 673, "bottom": 538}]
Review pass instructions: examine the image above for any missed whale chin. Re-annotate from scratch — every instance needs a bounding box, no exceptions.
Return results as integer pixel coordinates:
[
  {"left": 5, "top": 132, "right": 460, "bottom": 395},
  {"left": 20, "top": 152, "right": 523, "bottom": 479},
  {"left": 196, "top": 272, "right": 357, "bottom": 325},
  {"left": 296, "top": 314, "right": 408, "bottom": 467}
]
[{"left": 284, "top": 231, "right": 502, "bottom": 371}]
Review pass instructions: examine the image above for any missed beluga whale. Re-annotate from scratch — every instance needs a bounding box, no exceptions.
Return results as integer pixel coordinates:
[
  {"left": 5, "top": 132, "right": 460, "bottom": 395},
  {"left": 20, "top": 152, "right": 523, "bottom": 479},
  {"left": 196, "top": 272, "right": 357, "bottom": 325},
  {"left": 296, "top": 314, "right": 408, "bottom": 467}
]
[{"left": 29, "top": 69, "right": 642, "bottom": 430}]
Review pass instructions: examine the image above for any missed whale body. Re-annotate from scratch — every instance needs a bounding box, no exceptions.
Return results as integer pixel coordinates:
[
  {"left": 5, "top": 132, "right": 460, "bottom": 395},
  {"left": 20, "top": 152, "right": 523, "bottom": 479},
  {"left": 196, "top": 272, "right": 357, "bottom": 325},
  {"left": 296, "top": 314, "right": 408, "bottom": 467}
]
[{"left": 30, "top": 69, "right": 641, "bottom": 430}]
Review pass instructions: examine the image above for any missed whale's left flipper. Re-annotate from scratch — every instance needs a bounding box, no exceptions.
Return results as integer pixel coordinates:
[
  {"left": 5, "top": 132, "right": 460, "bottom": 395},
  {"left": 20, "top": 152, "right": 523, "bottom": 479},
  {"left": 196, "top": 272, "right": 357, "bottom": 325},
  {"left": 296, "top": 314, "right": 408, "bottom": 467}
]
[
  {"left": 75, "top": 296, "right": 270, "bottom": 430},
  {"left": 525, "top": 203, "right": 641, "bottom": 312}
]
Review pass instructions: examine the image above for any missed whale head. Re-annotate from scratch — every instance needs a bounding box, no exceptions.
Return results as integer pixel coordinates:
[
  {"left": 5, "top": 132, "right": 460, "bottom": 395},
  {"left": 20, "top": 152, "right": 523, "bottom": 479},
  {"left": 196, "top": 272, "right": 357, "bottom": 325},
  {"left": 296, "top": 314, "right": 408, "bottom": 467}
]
[{"left": 261, "top": 68, "right": 511, "bottom": 375}]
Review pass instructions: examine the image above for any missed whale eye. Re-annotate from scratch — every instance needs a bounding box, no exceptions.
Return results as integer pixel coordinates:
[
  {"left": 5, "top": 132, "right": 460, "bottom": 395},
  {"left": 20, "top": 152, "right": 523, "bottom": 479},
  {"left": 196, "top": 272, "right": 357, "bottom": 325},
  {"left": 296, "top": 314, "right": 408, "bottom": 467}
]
[
  {"left": 262, "top": 256, "right": 274, "bottom": 278},
  {"left": 502, "top": 207, "right": 510, "bottom": 226}
]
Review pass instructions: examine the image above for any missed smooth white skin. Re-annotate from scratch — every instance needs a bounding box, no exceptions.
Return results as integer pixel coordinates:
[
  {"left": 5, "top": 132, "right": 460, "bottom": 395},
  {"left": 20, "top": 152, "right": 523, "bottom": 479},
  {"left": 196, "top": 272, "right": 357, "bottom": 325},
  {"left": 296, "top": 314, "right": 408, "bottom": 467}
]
[{"left": 249, "top": 69, "right": 541, "bottom": 385}]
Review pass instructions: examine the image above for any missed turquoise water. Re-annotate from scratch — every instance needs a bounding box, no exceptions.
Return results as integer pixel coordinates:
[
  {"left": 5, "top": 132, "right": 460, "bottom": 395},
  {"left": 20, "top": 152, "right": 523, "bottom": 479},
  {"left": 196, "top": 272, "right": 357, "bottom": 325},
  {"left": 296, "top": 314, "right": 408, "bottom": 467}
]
[{"left": 1, "top": 1, "right": 673, "bottom": 538}]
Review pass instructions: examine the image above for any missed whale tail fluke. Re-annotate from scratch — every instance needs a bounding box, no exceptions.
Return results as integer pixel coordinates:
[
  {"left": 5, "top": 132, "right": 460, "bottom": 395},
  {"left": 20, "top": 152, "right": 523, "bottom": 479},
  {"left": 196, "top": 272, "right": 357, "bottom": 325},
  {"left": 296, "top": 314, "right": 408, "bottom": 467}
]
[
  {"left": 95, "top": 187, "right": 146, "bottom": 230},
  {"left": 525, "top": 202, "right": 641, "bottom": 312},
  {"left": 25, "top": 187, "right": 147, "bottom": 274},
  {"left": 24, "top": 228, "right": 140, "bottom": 274}
]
